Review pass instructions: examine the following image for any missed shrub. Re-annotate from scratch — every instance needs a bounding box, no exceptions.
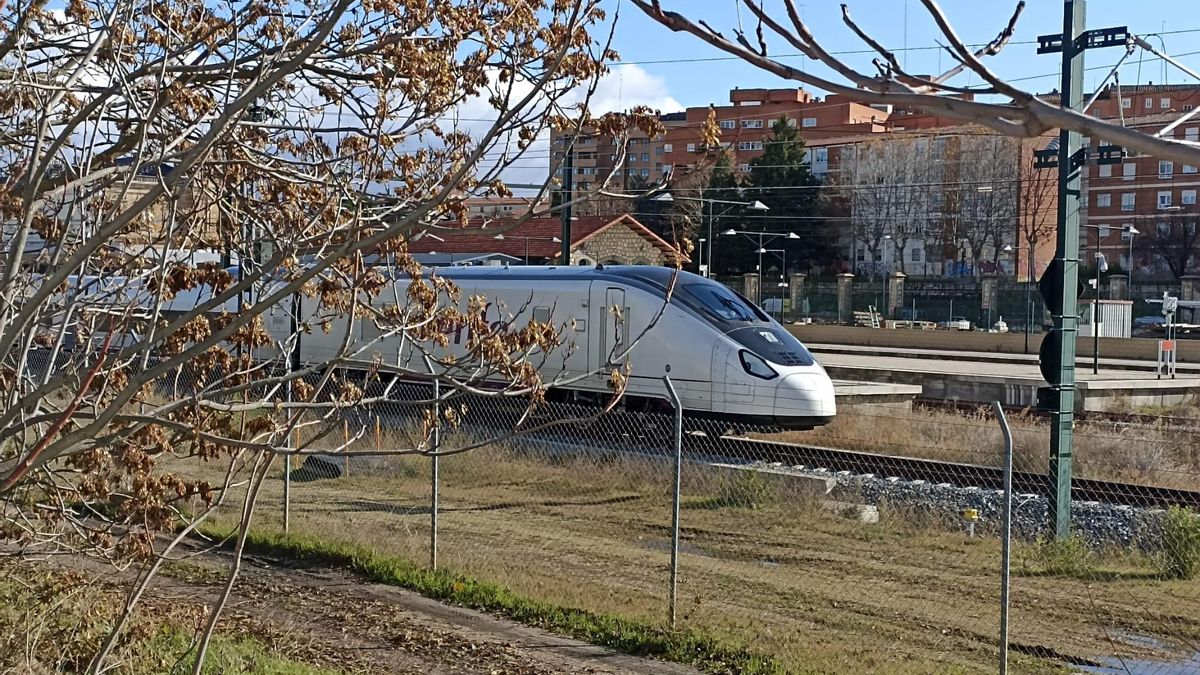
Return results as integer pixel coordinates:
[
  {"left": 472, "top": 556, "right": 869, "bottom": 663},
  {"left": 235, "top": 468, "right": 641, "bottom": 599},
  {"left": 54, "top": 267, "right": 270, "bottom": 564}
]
[
  {"left": 717, "top": 469, "right": 776, "bottom": 509},
  {"left": 1160, "top": 506, "right": 1200, "bottom": 580},
  {"left": 1022, "top": 535, "right": 1093, "bottom": 577}
]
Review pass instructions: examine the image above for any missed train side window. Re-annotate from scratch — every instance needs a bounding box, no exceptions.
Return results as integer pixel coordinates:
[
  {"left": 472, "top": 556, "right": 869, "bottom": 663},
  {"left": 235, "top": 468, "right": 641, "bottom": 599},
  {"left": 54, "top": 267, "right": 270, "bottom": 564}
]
[
  {"left": 532, "top": 306, "right": 551, "bottom": 323},
  {"left": 739, "top": 350, "right": 778, "bottom": 380},
  {"left": 574, "top": 318, "right": 586, "bottom": 331}
]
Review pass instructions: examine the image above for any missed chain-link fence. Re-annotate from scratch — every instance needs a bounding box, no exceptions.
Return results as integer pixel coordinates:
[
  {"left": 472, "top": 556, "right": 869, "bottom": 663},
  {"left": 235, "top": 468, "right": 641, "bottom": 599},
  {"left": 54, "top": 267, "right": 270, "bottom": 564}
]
[{"left": 245, "top": 382, "right": 1200, "bottom": 674}]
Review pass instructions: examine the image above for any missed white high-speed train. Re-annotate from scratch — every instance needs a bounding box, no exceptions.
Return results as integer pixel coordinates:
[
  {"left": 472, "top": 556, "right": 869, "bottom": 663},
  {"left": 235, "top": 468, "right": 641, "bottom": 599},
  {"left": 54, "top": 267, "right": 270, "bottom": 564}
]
[{"left": 265, "top": 265, "right": 836, "bottom": 430}]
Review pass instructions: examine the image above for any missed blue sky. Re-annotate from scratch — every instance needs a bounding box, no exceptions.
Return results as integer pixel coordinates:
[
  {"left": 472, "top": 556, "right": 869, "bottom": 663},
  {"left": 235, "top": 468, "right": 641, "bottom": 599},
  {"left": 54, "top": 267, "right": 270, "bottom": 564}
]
[{"left": 593, "top": 1, "right": 1200, "bottom": 112}]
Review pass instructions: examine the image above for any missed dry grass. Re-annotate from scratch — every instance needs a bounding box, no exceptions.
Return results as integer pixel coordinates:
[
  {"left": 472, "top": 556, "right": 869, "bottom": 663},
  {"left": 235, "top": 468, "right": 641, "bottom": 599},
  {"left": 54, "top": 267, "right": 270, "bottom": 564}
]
[
  {"left": 175, "top": 430, "right": 1200, "bottom": 675},
  {"left": 789, "top": 404, "right": 1200, "bottom": 489}
]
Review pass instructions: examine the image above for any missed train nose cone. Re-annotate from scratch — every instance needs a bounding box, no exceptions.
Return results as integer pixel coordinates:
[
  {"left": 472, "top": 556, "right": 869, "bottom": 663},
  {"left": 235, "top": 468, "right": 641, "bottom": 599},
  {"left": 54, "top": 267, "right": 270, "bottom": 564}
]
[{"left": 774, "top": 372, "right": 837, "bottom": 419}]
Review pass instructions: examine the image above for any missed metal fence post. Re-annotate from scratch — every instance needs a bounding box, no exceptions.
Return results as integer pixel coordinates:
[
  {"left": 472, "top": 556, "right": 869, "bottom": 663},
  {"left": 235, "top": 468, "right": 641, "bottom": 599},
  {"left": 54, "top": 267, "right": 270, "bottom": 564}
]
[
  {"left": 662, "top": 374, "right": 683, "bottom": 630},
  {"left": 992, "top": 401, "right": 1014, "bottom": 675},
  {"left": 430, "top": 377, "right": 440, "bottom": 570}
]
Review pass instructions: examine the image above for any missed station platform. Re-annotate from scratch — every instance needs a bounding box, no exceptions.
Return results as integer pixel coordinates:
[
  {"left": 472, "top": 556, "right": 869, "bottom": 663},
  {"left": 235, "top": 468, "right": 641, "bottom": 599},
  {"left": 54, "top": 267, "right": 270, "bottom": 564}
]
[
  {"left": 809, "top": 344, "right": 1200, "bottom": 412},
  {"left": 832, "top": 379, "right": 923, "bottom": 409}
]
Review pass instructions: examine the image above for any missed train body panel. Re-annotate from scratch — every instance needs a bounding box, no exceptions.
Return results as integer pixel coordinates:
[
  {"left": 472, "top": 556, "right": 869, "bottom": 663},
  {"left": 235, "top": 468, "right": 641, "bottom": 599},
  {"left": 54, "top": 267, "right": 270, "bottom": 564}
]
[{"left": 264, "top": 266, "right": 835, "bottom": 429}]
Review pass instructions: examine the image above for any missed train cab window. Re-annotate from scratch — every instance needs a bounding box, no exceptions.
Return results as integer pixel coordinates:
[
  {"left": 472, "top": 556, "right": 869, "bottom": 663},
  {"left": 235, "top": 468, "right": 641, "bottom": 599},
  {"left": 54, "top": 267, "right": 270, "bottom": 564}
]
[
  {"left": 739, "top": 350, "right": 778, "bottom": 380},
  {"left": 680, "top": 284, "right": 768, "bottom": 323},
  {"left": 532, "top": 306, "right": 551, "bottom": 323}
]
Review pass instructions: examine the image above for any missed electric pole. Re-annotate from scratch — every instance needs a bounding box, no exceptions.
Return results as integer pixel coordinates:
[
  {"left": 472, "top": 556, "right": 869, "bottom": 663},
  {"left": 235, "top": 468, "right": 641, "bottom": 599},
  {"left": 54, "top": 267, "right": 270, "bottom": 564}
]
[
  {"left": 1035, "top": 1, "right": 1128, "bottom": 539},
  {"left": 560, "top": 138, "right": 574, "bottom": 264}
]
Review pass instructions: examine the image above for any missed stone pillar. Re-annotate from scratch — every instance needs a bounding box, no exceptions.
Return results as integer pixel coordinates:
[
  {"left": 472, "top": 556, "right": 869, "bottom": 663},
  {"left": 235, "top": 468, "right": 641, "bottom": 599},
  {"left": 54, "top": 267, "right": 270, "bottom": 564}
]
[
  {"left": 743, "top": 273, "right": 760, "bottom": 306},
  {"left": 1181, "top": 275, "right": 1200, "bottom": 324},
  {"left": 788, "top": 274, "right": 807, "bottom": 322},
  {"left": 980, "top": 274, "right": 999, "bottom": 328},
  {"left": 837, "top": 273, "right": 855, "bottom": 325},
  {"left": 887, "top": 271, "right": 907, "bottom": 319},
  {"left": 1108, "top": 274, "right": 1128, "bottom": 301}
]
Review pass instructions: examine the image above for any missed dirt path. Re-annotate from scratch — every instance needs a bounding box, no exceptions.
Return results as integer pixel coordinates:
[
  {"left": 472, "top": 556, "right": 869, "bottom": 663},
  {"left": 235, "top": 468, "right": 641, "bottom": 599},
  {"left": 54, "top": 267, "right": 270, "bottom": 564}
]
[{"left": 59, "top": 546, "right": 701, "bottom": 675}]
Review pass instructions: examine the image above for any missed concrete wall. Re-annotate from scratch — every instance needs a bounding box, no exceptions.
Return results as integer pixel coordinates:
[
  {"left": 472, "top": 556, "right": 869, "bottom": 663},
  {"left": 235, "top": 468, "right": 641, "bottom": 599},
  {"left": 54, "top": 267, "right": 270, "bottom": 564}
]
[{"left": 786, "top": 323, "right": 1200, "bottom": 362}]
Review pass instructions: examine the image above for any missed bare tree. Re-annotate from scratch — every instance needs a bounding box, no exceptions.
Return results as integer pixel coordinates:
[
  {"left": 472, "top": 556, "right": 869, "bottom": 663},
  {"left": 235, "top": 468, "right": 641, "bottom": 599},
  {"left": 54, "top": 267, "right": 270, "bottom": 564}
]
[
  {"left": 836, "top": 135, "right": 939, "bottom": 278},
  {"left": 947, "top": 135, "right": 1020, "bottom": 276},
  {"left": 632, "top": 1, "right": 1200, "bottom": 167},
  {"left": 1017, "top": 153, "right": 1059, "bottom": 281},
  {"left": 0, "top": 1, "right": 671, "bottom": 670},
  {"left": 1139, "top": 211, "right": 1200, "bottom": 279}
]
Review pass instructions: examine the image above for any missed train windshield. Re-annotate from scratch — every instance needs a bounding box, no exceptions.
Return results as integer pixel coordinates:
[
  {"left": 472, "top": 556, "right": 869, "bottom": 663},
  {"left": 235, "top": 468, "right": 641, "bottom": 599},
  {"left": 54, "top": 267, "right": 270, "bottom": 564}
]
[
  {"left": 677, "top": 283, "right": 815, "bottom": 367},
  {"left": 678, "top": 284, "right": 770, "bottom": 323}
]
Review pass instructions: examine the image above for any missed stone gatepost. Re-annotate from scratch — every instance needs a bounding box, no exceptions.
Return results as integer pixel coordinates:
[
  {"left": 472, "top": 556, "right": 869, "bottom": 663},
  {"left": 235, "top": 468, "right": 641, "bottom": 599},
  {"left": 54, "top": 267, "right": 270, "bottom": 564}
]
[
  {"left": 980, "top": 274, "right": 1000, "bottom": 328},
  {"left": 1181, "top": 275, "right": 1200, "bottom": 324},
  {"left": 1108, "top": 274, "right": 1128, "bottom": 301},
  {"left": 837, "top": 273, "right": 855, "bottom": 325},
  {"left": 887, "top": 271, "right": 907, "bottom": 319},
  {"left": 788, "top": 274, "right": 807, "bottom": 322},
  {"left": 743, "top": 272, "right": 760, "bottom": 305}
]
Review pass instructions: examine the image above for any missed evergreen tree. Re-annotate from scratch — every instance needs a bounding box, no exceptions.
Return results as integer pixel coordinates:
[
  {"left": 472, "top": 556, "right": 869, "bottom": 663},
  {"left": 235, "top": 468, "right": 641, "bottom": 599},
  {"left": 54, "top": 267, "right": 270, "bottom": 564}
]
[{"left": 741, "top": 116, "right": 831, "bottom": 275}]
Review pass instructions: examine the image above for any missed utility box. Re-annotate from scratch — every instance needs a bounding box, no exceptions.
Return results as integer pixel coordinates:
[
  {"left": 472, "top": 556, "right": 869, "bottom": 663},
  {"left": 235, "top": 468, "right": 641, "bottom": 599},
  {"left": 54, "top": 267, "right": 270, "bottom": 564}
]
[{"left": 1079, "top": 299, "right": 1133, "bottom": 338}]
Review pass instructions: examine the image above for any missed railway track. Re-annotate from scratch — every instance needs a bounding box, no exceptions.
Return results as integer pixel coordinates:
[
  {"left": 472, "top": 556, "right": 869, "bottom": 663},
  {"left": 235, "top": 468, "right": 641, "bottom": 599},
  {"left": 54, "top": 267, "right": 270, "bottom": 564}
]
[{"left": 341, "top": 389, "right": 1200, "bottom": 511}]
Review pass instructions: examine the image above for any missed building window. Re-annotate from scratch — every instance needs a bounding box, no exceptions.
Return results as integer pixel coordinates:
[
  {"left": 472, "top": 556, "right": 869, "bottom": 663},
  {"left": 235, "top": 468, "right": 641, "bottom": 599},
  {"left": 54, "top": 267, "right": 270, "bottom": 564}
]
[
  {"left": 1159, "top": 160, "right": 1174, "bottom": 178},
  {"left": 910, "top": 248, "right": 922, "bottom": 263},
  {"left": 1096, "top": 193, "right": 1111, "bottom": 208},
  {"left": 1099, "top": 225, "right": 1110, "bottom": 238},
  {"left": 802, "top": 117, "right": 817, "bottom": 127},
  {"left": 641, "top": 152, "right": 649, "bottom": 162},
  {"left": 814, "top": 148, "right": 828, "bottom": 162},
  {"left": 1185, "top": 189, "right": 1197, "bottom": 205},
  {"left": 737, "top": 141, "right": 763, "bottom": 151},
  {"left": 1145, "top": 97, "right": 1153, "bottom": 108},
  {"left": 720, "top": 120, "right": 735, "bottom": 129},
  {"left": 1185, "top": 164, "right": 1198, "bottom": 174},
  {"left": 1162, "top": 97, "right": 1171, "bottom": 109},
  {"left": 1123, "top": 163, "right": 1136, "bottom": 180},
  {"left": 655, "top": 146, "right": 663, "bottom": 155},
  {"left": 662, "top": 164, "right": 672, "bottom": 174},
  {"left": 1122, "top": 224, "right": 1135, "bottom": 240},
  {"left": 1157, "top": 222, "right": 1171, "bottom": 236},
  {"left": 1122, "top": 98, "right": 1132, "bottom": 109},
  {"left": 640, "top": 168, "right": 649, "bottom": 177},
  {"left": 663, "top": 143, "right": 672, "bottom": 153},
  {"left": 655, "top": 163, "right": 662, "bottom": 172},
  {"left": 740, "top": 119, "right": 763, "bottom": 129},
  {"left": 686, "top": 143, "right": 696, "bottom": 153},
  {"left": 1099, "top": 164, "right": 1112, "bottom": 178},
  {"left": 1121, "top": 193, "right": 1136, "bottom": 211},
  {"left": 1187, "top": 105, "right": 1195, "bottom": 112},
  {"left": 1158, "top": 190, "right": 1173, "bottom": 209},
  {"left": 738, "top": 163, "right": 751, "bottom": 172},
  {"left": 786, "top": 117, "right": 797, "bottom": 127},
  {"left": 1189, "top": 128, "right": 1200, "bottom": 141}
]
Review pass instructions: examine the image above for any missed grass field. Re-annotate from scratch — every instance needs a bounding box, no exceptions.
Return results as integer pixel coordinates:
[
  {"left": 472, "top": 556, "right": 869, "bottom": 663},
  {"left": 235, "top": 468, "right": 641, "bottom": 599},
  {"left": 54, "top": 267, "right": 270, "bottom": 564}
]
[{"left": 190, "top": 412, "right": 1200, "bottom": 675}]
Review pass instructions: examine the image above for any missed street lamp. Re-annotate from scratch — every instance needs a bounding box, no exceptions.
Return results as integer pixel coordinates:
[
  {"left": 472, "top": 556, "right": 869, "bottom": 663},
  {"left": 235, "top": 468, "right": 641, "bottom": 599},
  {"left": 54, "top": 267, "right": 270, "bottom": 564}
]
[
  {"left": 653, "top": 192, "right": 769, "bottom": 278},
  {"left": 722, "top": 229, "right": 800, "bottom": 303},
  {"left": 494, "top": 233, "right": 561, "bottom": 264},
  {"left": 1092, "top": 252, "right": 1108, "bottom": 374},
  {"left": 1002, "top": 244, "right": 1034, "bottom": 354},
  {"left": 697, "top": 237, "right": 707, "bottom": 276}
]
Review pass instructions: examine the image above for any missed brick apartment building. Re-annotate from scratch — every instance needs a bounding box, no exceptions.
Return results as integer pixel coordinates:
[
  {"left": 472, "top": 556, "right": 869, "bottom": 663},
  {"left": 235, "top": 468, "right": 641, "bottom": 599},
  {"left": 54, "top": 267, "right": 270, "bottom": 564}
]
[{"left": 1078, "top": 84, "right": 1200, "bottom": 280}]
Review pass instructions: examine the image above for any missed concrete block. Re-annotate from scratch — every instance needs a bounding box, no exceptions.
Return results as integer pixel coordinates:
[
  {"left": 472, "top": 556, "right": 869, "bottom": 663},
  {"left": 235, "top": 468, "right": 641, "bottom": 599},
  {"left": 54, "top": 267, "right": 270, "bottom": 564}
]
[{"left": 820, "top": 500, "right": 880, "bottom": 524}]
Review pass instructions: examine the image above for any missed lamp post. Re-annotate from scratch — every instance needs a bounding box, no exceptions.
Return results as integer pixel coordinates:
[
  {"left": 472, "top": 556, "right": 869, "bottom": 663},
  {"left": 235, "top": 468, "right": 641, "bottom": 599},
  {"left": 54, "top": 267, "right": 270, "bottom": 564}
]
[
  {"left": 760, "top": 247, "right": 788, "bottom": 319},
  {"left": 1092, "top": 253, "right": 1109, "bottom": 374},
  {"left": 652, "top": 192, "right": 769, "bottom": 278},
  {"left": 493, "top": 233, "right": 561, "bottom": 265},
  {"left": 721, "top": 229, "right": 800, "bottom": 304},
  {"left": 1002, "top": 244, "right": 1033, "bottom": 354}
]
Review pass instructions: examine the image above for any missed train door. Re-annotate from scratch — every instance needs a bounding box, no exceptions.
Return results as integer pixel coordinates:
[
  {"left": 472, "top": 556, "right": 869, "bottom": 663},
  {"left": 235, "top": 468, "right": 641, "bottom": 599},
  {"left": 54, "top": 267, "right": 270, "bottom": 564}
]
[
  {"left": 712, "top": 341, "right": 754, "bottom": 404},
  {"left": 600, "top": 287, "right": 629, "bottom": 368}
]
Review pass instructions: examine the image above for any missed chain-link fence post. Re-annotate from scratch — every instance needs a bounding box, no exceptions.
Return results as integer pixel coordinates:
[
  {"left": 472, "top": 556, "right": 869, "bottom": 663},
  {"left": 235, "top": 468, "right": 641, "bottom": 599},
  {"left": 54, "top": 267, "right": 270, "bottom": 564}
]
[
  {"left": 662, "top": 374, "right": 682, "bottom": 629},
  {"left": 993, "top": 401, "right": 1013, "bottom": 675},
  {"left": 430, "top": 377, "right": 440, "bottom": 570}
]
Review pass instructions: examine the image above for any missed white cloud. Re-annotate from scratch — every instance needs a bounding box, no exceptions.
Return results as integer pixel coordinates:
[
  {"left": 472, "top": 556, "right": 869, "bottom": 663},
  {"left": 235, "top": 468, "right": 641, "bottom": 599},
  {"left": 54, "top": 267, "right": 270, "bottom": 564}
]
[{"left": 577, "top": 64, "right": 682, "bottom": 116}]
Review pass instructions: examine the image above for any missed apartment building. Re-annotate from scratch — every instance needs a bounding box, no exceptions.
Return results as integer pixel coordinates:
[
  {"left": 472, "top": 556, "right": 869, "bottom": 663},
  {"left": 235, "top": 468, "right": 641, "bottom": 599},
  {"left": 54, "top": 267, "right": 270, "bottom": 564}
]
[{"left": 1080, "top": 84, "right": 1200, "bottom": 279}]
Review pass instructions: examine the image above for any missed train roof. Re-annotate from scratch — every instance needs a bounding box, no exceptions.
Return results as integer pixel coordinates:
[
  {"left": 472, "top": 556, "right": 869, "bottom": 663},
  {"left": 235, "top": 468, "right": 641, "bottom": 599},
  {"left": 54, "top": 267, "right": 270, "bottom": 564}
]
[{"left": 426, "top": 265, "right": 702, "bottom": 292}]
